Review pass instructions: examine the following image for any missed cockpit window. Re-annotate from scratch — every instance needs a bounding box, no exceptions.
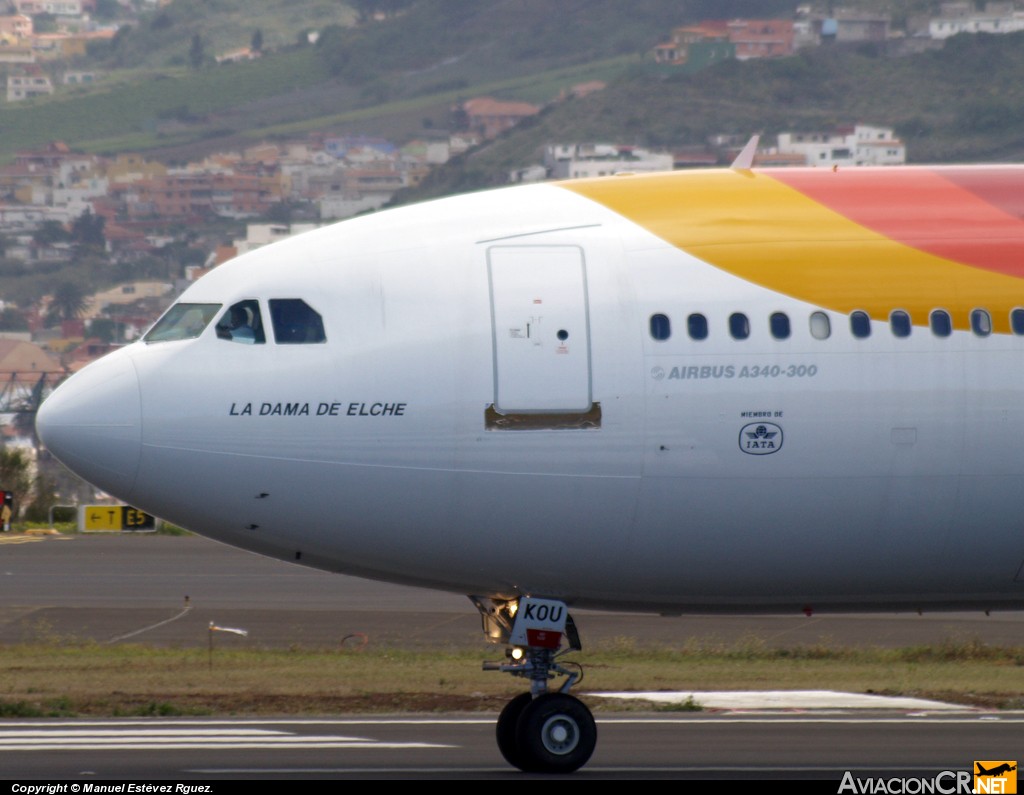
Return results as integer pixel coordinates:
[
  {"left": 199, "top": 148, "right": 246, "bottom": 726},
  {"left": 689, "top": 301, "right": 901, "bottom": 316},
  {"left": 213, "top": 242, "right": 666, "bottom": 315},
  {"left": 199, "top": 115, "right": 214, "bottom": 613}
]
[
  {"left": 215, "top": 300, "right": 266, "bottom": 344},
  {"left": 269, "top": 299, "right": 326, "bottom": 344},
  {"left": 144, "top": 303, "right": 221, "bottom": 343}
]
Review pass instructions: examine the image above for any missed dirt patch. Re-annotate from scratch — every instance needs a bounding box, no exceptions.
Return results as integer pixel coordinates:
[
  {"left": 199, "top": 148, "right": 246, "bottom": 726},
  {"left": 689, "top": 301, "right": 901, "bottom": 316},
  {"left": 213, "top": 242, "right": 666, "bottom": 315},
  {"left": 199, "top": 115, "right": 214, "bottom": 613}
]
[{"left": 57, "top": 691, "right": 515, "bottom": 716}]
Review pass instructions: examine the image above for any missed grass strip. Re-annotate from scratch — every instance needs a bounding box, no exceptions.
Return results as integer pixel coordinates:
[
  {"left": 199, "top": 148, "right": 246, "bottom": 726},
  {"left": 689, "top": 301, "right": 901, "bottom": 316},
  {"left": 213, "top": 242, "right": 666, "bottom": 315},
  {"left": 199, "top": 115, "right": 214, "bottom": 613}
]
[{"left": 1, "top": 639, "right": 1021, "bottom": 716}]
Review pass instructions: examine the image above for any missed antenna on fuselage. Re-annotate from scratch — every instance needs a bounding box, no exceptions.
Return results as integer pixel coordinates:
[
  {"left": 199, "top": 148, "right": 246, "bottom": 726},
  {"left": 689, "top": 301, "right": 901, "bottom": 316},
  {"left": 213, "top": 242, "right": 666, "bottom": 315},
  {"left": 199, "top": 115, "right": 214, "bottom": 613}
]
[{"left": 730, "top": 135, "right": 760, "bottom": 170}]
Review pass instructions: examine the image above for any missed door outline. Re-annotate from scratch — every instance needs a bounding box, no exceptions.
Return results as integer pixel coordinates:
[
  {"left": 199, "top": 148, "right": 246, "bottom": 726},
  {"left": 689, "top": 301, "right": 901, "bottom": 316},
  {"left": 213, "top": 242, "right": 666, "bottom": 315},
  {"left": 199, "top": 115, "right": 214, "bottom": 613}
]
[{"left": 487, "top": 245, "right": 593, "bottom": 414}]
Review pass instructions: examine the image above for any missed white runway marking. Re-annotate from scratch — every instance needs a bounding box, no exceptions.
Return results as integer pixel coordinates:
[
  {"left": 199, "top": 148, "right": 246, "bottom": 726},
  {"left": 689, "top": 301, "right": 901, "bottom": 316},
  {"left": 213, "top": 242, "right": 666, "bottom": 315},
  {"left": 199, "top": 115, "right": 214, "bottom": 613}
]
[
  {"left": 592, "top": 690, "right": 971, "bottom": 710},
  {"left": 1, "top": 715, "right": 1014, "bottom": 728},
  {"left": 0, "top": 722, "right": 451, "bottom": 752},
  {"left": 1, "top": 713, "right": 1014, "bottom": 755}
]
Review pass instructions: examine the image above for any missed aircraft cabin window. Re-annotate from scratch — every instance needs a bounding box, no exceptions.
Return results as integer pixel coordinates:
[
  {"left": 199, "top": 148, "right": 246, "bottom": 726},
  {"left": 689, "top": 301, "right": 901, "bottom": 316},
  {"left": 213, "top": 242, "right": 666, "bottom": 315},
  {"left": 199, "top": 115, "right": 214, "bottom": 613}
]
[
  {"left": 269, "top": 299, "right": 326, "bottom": 344},
  {"left": 850, "top": 310, "right": 871, "bottom": 339},
  {"left": 971, "top": 308, "right": 992, "bottom": 337},
  {"left": 769, "top": 312, "right": 790, "bottom": 340},
  {"left": 144, "top": 303, "right": 221, "bottom": 343},
  {"left": 1012, "top": 308, "right": 1024, "bottom": 335},
  {"left": 687, "top": 313, "right": 708, "bottom": 340},
  {"left": 649, "top": 313, "right": 670, "bottom": 341},
  {"left": 930, "top": 310, "right": 952, "bottom": 338},
  {"left": 729, "top": 312, "right": 750, "bottom": 340},
  {"left": 216, "top": 300, "right": 265, "bottom": 345},
  {"left": 809, "top": 311, "right": 830, "bottom": 340},
  {"left": 890, "top": 310, "right": 912, "bottom": 338}
]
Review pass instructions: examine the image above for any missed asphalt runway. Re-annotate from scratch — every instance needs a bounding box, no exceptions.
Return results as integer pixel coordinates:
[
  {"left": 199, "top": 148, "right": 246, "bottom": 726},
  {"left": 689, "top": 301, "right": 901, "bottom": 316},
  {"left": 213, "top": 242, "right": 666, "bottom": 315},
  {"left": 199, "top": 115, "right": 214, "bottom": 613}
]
[
  {"left": 3, "top": 533, "right": 1023, "bottom": 650},
  {"left": 1, "top": 533, "right": 1022, "bottom": 780},
  {"left": 0, "top": 714, "right": 1020, "bottom": 780}
]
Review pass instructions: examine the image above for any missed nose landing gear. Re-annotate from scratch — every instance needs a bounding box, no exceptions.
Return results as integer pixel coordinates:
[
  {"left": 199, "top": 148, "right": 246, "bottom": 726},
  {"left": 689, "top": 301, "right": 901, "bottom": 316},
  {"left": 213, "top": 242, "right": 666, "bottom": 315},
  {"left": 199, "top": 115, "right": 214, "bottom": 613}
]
[
  {"left": 506, "top": 691, "right": 597, "bottom": 773},
  {"left": 473, "top": 596, "right": 597, "bottom": 774}
]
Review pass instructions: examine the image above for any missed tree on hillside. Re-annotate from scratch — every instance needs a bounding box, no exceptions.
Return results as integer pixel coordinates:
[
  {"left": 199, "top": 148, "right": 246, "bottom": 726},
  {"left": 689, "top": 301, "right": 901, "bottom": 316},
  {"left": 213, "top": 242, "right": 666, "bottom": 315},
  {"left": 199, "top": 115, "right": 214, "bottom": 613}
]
[
  {"left": 33, "top": 12, "right": 57, "bottom": 33},
  {"left": 157, "top": 240, "right": 206, "bottom": 278},
  {"left": 49, "top": 281, "right": 88, "bottom": 324},
  {"left": 0, "top": 307, "right": 29, "bottom": 331},
  {"left": 189, "top": 33, "right": 205, "bottom": 69},
  {"left": 251, "top": 28, "right": 264, "bottom": 53},
  {"left": 23, "top": 473, "right": 56, "bottom": 524},
  {"left": 316, "top": 25, "right": 349, "bottom": 75},
  {"left": 71, "top": 209, "right": 105, "bottom": 253},
  {"left": 101, "top": 23, "right": 132, "bottom": 66},
  {"left": 33, "top": 221, "right": 70, "bottom": 246},
  {"left": 0, "top": 448, "right": 32, "bottom": 519},
  {"left": 88, "top": 317, "right": 116, "bottom": 343}
]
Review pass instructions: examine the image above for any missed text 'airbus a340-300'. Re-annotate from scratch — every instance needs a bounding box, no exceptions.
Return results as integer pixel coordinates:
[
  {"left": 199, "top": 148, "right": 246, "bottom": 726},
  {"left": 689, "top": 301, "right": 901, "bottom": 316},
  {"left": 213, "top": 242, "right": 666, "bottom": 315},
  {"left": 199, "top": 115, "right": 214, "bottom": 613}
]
[{"left": 36, "top": 150, "right": 1024, "bottom": 773}]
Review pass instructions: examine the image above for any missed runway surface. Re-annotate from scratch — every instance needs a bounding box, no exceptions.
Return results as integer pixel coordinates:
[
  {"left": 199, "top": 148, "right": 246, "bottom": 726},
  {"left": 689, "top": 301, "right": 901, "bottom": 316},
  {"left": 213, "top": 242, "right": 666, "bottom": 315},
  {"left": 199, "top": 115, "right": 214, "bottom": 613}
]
[
  {"left": 3, "top": 533, "right": 1022, "bottom": 650},
  {"left": 1, "top": 533, "right": 1022, "bottom": 780},
  {"left": 0, "top": 714, "right": 1018, "bottom": 780}
]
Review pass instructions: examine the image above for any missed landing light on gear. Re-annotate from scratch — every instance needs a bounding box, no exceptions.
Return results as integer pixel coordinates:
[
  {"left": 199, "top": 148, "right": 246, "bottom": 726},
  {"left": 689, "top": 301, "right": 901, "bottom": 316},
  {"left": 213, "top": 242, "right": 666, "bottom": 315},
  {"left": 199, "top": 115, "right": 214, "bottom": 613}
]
[{"left": 472, "top": 595, "right": 596, "bottom": 774}]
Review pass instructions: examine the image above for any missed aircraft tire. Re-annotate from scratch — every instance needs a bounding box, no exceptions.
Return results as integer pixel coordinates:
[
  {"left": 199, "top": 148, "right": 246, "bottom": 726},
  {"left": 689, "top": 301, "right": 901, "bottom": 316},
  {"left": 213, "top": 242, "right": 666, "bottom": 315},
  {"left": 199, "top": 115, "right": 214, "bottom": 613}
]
[
  {"left": 496, "top": 692, "right": 533, "bottom": 769},
  {"left": 514, "top": 692, "right": 596, "bottom": 774}
]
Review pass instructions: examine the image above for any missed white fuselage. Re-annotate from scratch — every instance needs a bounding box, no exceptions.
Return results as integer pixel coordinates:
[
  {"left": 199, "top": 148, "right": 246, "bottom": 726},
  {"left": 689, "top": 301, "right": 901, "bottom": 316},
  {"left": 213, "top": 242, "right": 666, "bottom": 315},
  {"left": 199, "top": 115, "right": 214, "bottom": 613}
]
[{"left": 36, "top": 177, "right": 1024, "bottom": 613}]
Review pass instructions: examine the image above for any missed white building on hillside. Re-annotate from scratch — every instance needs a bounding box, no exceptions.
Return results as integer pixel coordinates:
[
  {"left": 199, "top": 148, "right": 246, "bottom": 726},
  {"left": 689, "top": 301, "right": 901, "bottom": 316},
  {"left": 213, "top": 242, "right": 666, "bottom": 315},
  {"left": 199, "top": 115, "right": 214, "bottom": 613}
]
[
  {"left": 544, "top": 144, "right": 673, "bottom": 179},
  {"left": 776, "top": 124, "right": 906, "bottom": 167},
  {"left": 232, "top": 223, "right": 320, "bottom": 256},
  {"left": 929, "top": 1, "right": 1024, "bottom": 38},
  {"left": 7, "top": 72, "right": 52, "bottom": 101}
]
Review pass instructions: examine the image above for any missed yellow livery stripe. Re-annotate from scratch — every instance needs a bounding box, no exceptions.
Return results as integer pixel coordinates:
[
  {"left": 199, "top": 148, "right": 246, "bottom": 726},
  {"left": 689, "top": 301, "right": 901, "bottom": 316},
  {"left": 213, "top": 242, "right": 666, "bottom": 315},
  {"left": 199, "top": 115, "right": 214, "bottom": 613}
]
[{"left": 562, "top": 168, "right": 1024, "bottom": 334}]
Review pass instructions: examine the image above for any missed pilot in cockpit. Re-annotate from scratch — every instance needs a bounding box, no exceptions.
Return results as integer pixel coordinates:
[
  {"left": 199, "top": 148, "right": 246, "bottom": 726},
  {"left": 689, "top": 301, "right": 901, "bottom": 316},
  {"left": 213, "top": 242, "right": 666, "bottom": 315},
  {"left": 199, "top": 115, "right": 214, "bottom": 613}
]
[{"left": 216, "top": 300, "right": 264, "bottom": 344}]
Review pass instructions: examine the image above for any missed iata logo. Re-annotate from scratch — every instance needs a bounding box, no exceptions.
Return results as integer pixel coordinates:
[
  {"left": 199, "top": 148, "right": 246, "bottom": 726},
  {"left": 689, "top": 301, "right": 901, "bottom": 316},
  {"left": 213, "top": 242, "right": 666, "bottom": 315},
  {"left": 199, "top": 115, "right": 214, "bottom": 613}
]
[{"left": 740, "top": 422, "right": 783, "bottom": 455}]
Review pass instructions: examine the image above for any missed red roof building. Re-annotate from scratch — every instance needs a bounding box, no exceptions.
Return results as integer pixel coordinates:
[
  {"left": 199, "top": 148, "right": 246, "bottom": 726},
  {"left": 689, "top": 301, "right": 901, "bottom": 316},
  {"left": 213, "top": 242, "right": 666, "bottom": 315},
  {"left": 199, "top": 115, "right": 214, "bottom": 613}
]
[
  {"left": 461, "top": 97, "right": 540, "bottom": 140},
  {"left": 726, "top": 19, "right": 795, "bottom": 59}
]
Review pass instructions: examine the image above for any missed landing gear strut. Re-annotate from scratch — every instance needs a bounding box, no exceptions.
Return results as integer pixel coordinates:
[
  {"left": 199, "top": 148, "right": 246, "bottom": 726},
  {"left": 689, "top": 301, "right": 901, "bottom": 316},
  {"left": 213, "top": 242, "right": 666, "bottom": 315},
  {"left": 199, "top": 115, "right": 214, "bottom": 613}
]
[{"left": 472, "top": 596, "right": 597, "bottom": 774}]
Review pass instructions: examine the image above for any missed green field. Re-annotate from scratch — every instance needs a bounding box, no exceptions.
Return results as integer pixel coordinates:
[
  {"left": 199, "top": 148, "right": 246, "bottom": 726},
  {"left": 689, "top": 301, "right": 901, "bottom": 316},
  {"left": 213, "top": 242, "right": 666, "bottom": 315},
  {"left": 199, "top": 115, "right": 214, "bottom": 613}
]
[
  {"left": 0, "top": 48, "right": 640, "bottom": 164},
  {"left": 0, "top": 50, "right": 331, "bottom": 159}
]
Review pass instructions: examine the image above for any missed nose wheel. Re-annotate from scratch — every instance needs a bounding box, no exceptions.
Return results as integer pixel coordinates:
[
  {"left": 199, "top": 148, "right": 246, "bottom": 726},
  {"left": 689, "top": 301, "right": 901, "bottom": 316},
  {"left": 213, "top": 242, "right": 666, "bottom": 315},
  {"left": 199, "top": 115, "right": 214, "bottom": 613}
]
[
  {"left": 497, "top": 692, "right": 597, "bottom": 773},
  {"left": 520, "top": 692, "right": 597, "bottom": 773},
  {"left": 475, "top": 595, "right": 597, "bottom": 773},
  {"left": 496, "top": 692, "right": 532, "bottom": 768}
]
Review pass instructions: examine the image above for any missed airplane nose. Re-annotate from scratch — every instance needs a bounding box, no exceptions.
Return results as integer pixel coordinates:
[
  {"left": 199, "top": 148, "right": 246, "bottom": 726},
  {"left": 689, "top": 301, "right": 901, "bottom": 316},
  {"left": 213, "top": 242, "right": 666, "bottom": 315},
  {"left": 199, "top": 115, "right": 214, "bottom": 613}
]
[{"left": 36, "top": 351, "right": 142, "bottom": 500}]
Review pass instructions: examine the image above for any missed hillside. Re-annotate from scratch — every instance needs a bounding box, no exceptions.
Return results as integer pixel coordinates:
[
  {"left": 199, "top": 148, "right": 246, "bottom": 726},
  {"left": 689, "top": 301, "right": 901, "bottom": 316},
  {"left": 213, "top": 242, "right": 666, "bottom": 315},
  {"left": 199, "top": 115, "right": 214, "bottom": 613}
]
[
  {"left": 89, "top": 0, "right": 358, "bottom": 67},
  {"left": 394, "top": 30, "right": 1024, "bottom": 204},
  {"left": 0, "top": 0, "right": 795, "bottom": 162},
  {"left": 1, "top": 1, "right": 1018, "bottom": 181}
]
